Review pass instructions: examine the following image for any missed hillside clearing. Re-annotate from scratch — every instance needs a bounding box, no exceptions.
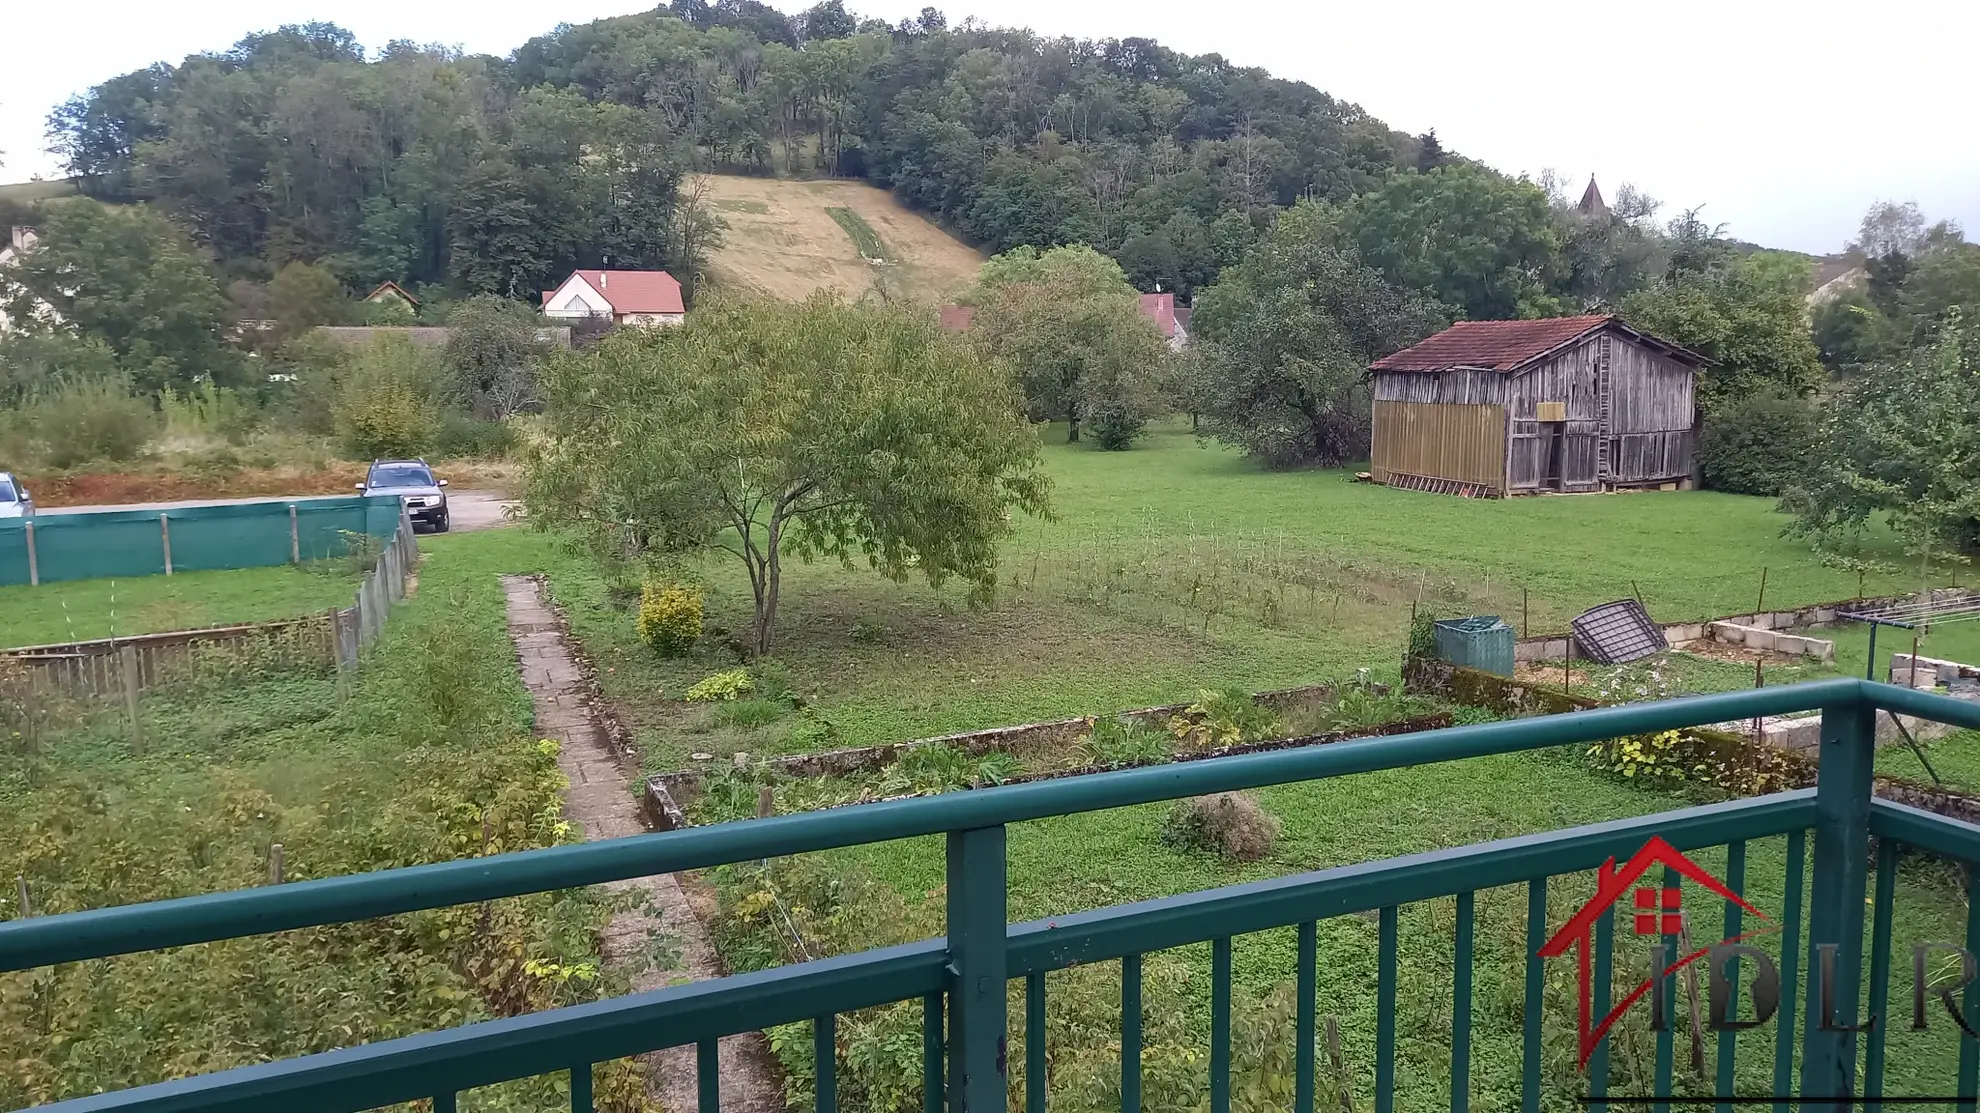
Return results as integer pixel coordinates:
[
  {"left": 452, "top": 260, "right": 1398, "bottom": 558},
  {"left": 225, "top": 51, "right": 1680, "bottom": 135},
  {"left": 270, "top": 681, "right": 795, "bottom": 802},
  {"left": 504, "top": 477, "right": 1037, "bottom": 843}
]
[{"left": 698, "top": 175, "right": 982, "bottom": 303}]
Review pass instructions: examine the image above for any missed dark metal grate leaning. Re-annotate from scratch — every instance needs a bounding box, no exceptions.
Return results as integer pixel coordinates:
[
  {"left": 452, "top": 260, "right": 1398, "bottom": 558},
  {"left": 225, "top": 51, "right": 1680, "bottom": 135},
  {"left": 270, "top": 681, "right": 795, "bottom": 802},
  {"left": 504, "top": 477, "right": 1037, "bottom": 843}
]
[{"left": 1571, "top": 598, "right": 1667, "bottom": 664}]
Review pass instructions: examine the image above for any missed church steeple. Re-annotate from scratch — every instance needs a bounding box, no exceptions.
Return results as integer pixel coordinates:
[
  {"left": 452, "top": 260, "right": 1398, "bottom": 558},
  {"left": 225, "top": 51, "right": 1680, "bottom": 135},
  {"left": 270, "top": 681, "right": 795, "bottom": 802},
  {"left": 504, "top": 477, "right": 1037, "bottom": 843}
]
[{"left": 1577, "top": 175, "right": 1609, "bottom": 219}]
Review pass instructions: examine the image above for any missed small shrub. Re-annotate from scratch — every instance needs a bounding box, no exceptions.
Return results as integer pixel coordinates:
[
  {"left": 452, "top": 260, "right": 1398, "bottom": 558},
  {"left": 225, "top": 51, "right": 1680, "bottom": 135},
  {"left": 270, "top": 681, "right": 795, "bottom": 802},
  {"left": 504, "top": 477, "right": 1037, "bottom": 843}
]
[
  {"left": 1167, "top": 688, "right": 1281, "bottom": 749},
  {"left": 1407, "top": 608, "right": 1440, "bottom": 663},
  {"left": 975, "top": 751, "right": 1023, "bottom": 786},
  {"left": 1085, "top": 397, "right": 1148, "bottom": 451},
  {"left": 333, "top": 339, "right": 442, "bottom": 459},
  {"left": 713, "top": 697, "right": 789, "bottom": 730},
  {"left": 18, "top": 375, "right": 155, "bottom": 468},
  {"left": 637, "top": 582, "right": 705, "bottom": 657},
  {"left": 1161, "top": 792, "right": 1281, "bottom": 861},
  {"left": 1699, "top": 388, "right": 1820, "bottom": 496},
  {"left": 435, "top": 414, "right": 519, "bottom": 459},
  {"left": 685, "top": 668, "right": 754, "bottom": 703},
  {"left": 1080, "top": 717, "right": 1172, "bottom": 766},
  {"left": 336, "top": 378, "right": 436, "bottom": 459}
]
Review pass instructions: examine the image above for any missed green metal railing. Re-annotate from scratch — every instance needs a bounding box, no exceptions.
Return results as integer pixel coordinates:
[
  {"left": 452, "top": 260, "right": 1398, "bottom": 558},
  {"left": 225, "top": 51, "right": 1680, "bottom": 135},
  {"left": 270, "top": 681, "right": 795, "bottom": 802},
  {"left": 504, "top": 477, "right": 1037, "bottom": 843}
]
[{"left": 6, "top": 677, "right": 1980, "bottom": 1113}]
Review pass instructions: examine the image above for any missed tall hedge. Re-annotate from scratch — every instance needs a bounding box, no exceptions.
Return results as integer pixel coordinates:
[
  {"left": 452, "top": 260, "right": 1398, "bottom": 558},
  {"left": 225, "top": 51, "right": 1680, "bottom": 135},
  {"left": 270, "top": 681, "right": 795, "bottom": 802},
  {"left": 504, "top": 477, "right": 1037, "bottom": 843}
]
[{"left": 1699, "top": 389, "right": 1821, "bottom": 496}]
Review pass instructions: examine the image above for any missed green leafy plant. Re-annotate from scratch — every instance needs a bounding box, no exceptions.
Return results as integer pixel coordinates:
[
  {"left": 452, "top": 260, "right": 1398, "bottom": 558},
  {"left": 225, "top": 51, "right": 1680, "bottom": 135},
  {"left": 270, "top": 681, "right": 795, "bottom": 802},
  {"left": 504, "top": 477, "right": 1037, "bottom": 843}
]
[
  {"left": 1316, "top": 681, "right": 1426, "bottom": 731},
  {"left": 685, "top": 668, "right": 754, "bottom": 703},
  {"left": 1585, "top": 729, "right": 1696, "bottom": 786},
  {"left": 877, "top": 744, "right": 1022, "bottom": 796},
  {"left": 1160, "top": 792, "right": 1282, "bottom": 861},
  {"left": 1167, "top": 688, "right": 1281, "bottom": 749},
  {"left": 637, "top": 582, "right": 704, "bottom": 658},
  {"left": 1079, "top": 717, "right": 1172, "bottom": 767}
]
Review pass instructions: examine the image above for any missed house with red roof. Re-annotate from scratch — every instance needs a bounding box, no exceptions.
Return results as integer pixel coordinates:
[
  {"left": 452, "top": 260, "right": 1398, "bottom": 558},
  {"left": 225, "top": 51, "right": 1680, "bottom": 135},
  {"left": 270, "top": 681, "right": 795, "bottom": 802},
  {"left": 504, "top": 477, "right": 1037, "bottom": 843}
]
[
  {"left": 1366, "top": 315, "right": 1706, "bottom": 497},
  {"left": 1139, "top": 292, "right": 1189, "bottom": 350},
  {"left": 540, "top": 269, "right": 686, "bottom": 327}
]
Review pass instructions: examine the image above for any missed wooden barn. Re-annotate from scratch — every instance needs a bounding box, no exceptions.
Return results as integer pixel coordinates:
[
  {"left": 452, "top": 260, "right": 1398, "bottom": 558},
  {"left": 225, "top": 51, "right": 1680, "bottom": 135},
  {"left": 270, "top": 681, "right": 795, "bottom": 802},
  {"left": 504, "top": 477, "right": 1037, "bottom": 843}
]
[{"left": 1367, "top": 315, "right": 1706, "bottom": 496}]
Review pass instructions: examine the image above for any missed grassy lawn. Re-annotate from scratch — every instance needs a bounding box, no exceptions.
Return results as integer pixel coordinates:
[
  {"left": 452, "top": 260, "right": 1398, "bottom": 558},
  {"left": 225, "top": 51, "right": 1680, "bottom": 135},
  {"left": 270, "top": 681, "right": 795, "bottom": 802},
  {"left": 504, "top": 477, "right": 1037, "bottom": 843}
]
[
  {"left": 1, "top": 564, "right": 361, "bottom": 648},
  {"left": 543, "top": 424, "right": 1937, "bottom": 774},
  {"left": 0, "top": 530, "right": 653, "bottom": 1111},
  {"left": 522, "top": 427, "right": 1971, "bottom": 1109}
]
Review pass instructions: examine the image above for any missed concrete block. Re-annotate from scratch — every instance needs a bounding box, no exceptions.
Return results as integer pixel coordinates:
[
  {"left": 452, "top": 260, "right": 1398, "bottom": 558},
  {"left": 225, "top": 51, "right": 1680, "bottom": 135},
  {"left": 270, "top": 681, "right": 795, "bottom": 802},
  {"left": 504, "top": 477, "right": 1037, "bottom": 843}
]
[
  {"left": 1815, "top": 607, "right": 1839, "bottom": 625},
  {"left": 1666, "top": 623, "right": 1703, "bottom": 644},
  {"left": 1745, "top": 629, "right": 1778, "bottom": 652},
  {"left": 1709, "top": 621, "right": 1747, "bottom": 645}
]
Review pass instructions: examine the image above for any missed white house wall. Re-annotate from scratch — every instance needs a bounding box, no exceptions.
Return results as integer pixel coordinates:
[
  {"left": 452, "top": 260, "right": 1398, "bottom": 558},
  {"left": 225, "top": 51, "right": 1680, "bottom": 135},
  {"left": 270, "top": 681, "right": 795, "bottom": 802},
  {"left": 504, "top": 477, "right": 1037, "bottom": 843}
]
[{"left": 542, "top": 274, "right": 613, "bottom": 319}]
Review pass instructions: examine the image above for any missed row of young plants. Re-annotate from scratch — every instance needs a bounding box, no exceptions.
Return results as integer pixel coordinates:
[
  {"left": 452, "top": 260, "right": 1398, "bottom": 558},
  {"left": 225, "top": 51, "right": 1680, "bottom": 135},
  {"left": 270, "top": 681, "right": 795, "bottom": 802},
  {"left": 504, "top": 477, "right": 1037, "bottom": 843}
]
[
  {"left": 0, "top": 545, "right": 655, "bottom": 1111},
  {"left": 677, "top": 680, "right": 1441, "bottom": 823}
]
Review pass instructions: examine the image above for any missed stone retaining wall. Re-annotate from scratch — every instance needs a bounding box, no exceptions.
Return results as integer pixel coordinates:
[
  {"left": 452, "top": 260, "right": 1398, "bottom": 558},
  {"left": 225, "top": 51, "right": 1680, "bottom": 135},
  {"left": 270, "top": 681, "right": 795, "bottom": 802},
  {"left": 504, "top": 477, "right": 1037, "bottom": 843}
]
[{"left": 643, "top": 680, "right": 1410, "bottom": 830}]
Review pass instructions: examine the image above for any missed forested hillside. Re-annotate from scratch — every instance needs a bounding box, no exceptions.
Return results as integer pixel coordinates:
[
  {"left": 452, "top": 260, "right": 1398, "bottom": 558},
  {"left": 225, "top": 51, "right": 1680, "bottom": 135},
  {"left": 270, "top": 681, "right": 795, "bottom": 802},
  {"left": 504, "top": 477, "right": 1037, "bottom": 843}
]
[{"left": 30, "top": 0, "right": 1419, "bottom": 304}]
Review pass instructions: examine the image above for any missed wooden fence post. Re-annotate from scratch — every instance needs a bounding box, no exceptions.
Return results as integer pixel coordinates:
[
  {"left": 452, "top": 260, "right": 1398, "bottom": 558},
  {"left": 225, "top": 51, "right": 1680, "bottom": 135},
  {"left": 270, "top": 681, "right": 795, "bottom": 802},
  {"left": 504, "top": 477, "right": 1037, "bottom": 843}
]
[
  {"left": 23, "top": 519, "right": 37, "bottom": 587},
  {"left": 355, "top": 577, "right": 371, "bottom": 648},
  {"left": 289, "top": 505, "right": 300, "bottom": 564},
  {"left": 14, "top": 875, "right": 29, "bottom": 919},
  {"left": 159, "top": 515, "right": 173, "bottom": 576},
  {"left": 269, "top": 843, "right": 284, "bottom": 885},
  {"left": 120, "top": 643, "right": 143, "bottom": 754}
]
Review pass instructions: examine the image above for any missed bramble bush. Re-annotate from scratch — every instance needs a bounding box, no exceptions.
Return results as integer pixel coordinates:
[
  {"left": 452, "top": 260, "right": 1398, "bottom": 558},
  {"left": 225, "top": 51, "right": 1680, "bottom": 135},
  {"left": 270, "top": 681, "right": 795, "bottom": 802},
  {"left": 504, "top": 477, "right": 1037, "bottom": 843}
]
[
  {"left": 1161, "top": 791, "right": 1282, "bottom": 861},
  {"left": 636, "top": 582, "right": 704, "bottom": 657}
]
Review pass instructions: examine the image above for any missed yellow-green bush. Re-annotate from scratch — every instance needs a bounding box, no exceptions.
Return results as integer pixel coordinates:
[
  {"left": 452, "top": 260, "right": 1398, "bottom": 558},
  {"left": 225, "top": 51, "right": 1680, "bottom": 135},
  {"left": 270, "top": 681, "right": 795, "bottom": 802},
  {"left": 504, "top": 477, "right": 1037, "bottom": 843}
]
[
  {"left": 332, "top": 337, "right": 442, "bottom": 459},
  {"left": 636, "top": 582, "right": 704, "bottom": 657}
]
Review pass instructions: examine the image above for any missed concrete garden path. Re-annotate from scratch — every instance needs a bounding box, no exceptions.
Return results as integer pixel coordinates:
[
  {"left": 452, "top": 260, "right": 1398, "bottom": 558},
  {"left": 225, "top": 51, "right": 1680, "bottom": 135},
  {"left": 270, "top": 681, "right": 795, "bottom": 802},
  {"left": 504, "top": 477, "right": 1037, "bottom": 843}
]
[{"left": 503, "top": 575, "right": 780, "bottom": 1113}]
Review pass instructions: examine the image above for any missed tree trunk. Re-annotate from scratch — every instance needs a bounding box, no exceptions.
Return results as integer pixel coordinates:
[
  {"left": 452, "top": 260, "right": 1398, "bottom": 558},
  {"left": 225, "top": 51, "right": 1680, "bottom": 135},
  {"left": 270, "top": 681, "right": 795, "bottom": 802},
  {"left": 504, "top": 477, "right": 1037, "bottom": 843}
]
[
  {"left": 1067, "top": 408, "right": 1081, "bottom": 443},
  {"left": 750, "top": 519, "right": 785, "bottom": 658},
  {"left": 755, "top": 545, "right": 781, "bottom": 657}
]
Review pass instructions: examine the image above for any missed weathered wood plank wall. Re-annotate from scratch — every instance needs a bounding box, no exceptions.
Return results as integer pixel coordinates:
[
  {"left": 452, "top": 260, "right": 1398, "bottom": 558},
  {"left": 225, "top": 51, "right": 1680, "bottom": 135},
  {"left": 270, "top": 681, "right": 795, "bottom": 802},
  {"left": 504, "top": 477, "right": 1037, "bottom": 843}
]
[{"left": 1369, "top": 401, "right": 1507, "bottom": 491}]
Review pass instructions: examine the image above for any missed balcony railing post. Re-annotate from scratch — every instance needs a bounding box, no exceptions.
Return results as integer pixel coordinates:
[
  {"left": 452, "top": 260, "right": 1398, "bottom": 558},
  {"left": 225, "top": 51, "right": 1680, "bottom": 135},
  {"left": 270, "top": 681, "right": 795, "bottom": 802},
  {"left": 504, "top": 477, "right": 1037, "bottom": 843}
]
[
  {"left": 946, "top": 825, "right": 1008, "bottom": 1113},
  {"left": 1799, "top": 694, "right": 1877, "bottom": 1110}
]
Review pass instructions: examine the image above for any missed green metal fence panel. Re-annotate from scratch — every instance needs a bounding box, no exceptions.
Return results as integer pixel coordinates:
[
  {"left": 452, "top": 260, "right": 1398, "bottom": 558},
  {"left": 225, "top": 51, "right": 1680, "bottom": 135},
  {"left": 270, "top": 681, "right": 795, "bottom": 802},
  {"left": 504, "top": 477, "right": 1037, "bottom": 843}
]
[
  {"left": 0, "top": 523, "right": 28, "bottom": 582},
  {"left": 0, "top": 496, "right": 402, "bottom": 586}
]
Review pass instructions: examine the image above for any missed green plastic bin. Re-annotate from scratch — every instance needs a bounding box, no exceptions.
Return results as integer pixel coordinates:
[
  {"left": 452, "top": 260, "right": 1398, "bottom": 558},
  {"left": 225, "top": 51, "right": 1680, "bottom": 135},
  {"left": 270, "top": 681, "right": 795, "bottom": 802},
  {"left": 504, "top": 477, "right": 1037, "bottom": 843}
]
[{"left": 1432, "top": 615, "right": 1516, "bottom": 677}]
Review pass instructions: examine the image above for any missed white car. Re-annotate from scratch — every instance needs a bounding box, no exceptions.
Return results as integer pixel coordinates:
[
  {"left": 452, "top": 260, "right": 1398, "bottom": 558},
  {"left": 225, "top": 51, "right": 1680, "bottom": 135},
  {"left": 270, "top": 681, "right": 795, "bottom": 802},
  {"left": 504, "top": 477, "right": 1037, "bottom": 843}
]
[{"left": 0, "top": 472, "right": 32, "bottom": 518}]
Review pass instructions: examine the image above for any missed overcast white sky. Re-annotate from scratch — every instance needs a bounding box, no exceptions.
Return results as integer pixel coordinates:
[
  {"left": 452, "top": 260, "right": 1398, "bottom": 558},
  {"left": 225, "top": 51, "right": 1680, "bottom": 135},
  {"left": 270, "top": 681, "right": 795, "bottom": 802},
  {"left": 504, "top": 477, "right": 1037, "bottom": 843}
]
[{"left": 4, "top": 0, "right": 1975, "bottom": 255}]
